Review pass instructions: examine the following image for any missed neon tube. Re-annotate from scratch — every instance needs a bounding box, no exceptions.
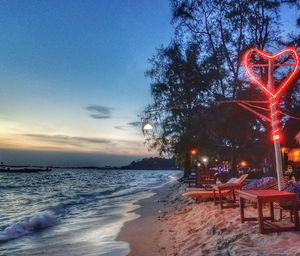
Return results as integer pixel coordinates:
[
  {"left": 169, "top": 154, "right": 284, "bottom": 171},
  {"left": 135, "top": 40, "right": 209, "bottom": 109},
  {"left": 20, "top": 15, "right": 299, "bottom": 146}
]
[{"left": 244, "top": 48, "right": 299, "bottom": 99}]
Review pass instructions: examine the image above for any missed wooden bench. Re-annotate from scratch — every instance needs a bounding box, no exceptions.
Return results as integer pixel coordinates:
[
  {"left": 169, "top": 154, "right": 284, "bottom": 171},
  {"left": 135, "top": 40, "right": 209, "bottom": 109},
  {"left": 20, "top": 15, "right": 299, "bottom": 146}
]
[{"left": 239, "top": 189, "right": 299, "bottom": 234}]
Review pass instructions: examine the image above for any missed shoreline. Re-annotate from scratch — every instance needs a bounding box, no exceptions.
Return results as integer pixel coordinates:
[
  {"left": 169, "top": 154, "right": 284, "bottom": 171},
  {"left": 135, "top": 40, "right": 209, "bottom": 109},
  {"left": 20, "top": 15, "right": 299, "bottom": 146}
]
[{"left": 116, "top": 180, "right": 185, "bottom": 256}]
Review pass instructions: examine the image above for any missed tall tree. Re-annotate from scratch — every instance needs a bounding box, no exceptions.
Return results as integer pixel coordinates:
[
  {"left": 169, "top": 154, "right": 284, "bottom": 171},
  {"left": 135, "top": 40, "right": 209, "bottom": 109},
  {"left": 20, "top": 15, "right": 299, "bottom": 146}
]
[
  {"left": 143, "top": 42, "right": 212, "bottom": 176},
  {"left": 171, "top": 0, "right": 283, "bottom": 97},
  {"left": 143, "top": 0, "right": 300, "bottom": 176}
]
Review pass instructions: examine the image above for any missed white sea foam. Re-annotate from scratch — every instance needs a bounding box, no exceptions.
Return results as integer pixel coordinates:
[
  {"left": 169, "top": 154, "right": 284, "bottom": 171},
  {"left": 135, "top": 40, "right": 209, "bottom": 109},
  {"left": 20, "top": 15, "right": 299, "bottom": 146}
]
[
  {"left": 0, "top": 169, "right": 180, "bottom": 255},
  {"left": 0, "top": 211, "right": 55, "bottom": 242}
]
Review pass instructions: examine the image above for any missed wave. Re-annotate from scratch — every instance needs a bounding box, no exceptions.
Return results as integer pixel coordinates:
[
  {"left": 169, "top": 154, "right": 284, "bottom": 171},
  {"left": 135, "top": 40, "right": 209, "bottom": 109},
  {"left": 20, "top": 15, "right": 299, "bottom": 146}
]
[
  {"left": 0, "top": 185, "right": 21, "bottom": 191},
  {"left": 0, "top": 170, "right": 180, "bottom": 247},
  {"left": 0, "top": 211, "right": 56, "bottom": 243}
]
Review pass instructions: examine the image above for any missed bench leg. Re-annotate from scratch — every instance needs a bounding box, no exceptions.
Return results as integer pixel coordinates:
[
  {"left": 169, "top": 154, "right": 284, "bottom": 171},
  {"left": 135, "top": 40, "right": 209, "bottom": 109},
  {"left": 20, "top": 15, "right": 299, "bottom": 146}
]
[
  {"left": 295, "top": 210, "right": 299, "bottom": 231},
  {"left": 233, "top": 189, "right": 236, "bottom": 203},
  {"left": 270, "top": 202, "right": 274, "bottom": 222},
  {"left": 258, "top": 200, "right": 265, "bottom": 234},
  {"left": 213, "top": 189, "right": 217, "bottom": 205},
  {"left": 293, "top": 201, "right": 299, "bottom": 230},
  {"left": 240, "top": 197, "right": 245, "bottom": 223},
  {"left": 219, "top": 188, "right": 223, "bottom": 209},
  {"left": 196, "top": 197, "right": 202, "bottom": 204}
]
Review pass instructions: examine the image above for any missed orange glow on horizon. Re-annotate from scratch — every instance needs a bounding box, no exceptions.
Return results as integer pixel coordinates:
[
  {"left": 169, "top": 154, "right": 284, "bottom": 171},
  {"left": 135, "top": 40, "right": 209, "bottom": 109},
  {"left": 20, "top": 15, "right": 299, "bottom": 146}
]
[{"left": 0, "top": 130, "right": 152, "bottom": 157}]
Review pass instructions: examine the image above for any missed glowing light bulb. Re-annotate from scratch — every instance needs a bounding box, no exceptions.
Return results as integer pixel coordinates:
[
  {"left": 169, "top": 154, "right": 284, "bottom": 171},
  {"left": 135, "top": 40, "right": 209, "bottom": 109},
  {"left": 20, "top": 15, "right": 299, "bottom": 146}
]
[
  {"left": 191, "top": 150, "right": 197, "bottom": 155},
  {"left": 143, "top": 123, "right": 153, "bottom": 130},
  {"left": 202, "top": 157, "right": 208, "bottom": 163}
]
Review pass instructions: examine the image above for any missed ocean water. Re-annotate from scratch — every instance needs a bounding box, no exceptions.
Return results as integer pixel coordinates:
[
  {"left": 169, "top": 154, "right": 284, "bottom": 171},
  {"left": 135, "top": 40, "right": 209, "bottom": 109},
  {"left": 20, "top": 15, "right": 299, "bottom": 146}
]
[{"left": 0, "top": 169, "right": 181, "bottom": 256}]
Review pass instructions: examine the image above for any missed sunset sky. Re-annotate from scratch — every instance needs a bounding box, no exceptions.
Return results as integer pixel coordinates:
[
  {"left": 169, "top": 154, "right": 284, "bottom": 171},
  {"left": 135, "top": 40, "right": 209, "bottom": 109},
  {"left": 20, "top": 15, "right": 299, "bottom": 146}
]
[
  {"left": 0, "top": 1, "right": 297, "bottom": 166},
  {"left": 0, "top": 0, "right": 173, "bottom": 166}
]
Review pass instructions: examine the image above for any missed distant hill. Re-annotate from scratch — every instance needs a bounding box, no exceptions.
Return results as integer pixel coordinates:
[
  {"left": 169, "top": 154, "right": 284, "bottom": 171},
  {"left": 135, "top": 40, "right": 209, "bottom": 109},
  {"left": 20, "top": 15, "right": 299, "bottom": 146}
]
[{"left": 121, "top": 157, "right": 178, "bottom": 170}]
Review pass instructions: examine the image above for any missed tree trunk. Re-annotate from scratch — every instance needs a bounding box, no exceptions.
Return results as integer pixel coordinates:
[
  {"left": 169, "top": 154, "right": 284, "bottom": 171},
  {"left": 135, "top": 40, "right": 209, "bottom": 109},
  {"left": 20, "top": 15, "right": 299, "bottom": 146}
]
[
  {"left": 183, "top": 151, "right": 192, "bottom": 177},
  {"left": 231, "top": 145, "right": 238, "bottom": 177}
]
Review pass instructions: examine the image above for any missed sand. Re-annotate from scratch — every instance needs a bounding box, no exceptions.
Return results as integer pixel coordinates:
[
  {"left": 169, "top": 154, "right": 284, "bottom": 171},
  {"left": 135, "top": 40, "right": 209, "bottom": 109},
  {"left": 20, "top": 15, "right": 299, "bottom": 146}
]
[
  {"left": 117, "top": 181, "right": 183, "bottom": 255},
  {"left": 118, "top": 180, "right": 300, "bottom": 256}
]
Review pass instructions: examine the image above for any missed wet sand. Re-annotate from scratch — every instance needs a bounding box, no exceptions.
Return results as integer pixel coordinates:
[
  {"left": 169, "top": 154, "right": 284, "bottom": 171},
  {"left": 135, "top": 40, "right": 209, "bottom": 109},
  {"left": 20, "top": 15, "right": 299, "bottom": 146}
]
[{"left": 117, "top": 181, "right": 184, "bottom": 256}]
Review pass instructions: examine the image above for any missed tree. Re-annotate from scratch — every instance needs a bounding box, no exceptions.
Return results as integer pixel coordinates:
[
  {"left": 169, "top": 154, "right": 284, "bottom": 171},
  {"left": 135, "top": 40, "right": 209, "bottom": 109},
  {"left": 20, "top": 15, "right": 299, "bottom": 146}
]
[
  {"left": 171, "top": 0, "right": 284, "bottom": 97},
  {"left": 143, "top": 0, "right": 300, "bottom": 177},
  {"left": 143, "top": 42, "right": 212, "bottom": 176}
]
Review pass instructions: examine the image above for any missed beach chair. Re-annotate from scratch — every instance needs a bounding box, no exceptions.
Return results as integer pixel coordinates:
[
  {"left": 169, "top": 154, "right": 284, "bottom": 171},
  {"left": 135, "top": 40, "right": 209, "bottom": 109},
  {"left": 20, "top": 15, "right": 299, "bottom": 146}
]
[
  {"left": 241, "top": 176, "right": 278, "bottom": 191},
  {"left": 183, "top": 174, "right": 248, "bottom": 203},
  {"left": 267, "top": 176, "right": 290, "bottom": 191},
  {"left": 194, "top": 170, "right": 216, "bottom": 189},
  {"left": 275, "top": 176, "right": 298, "bottom": 220}
]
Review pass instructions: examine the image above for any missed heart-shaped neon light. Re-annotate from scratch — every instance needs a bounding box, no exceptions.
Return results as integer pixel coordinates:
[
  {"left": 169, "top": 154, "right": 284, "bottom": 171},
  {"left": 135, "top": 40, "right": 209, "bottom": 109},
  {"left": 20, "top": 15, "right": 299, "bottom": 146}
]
[{"left": 244, "top": 48, "right": 299, "bottom": 98}]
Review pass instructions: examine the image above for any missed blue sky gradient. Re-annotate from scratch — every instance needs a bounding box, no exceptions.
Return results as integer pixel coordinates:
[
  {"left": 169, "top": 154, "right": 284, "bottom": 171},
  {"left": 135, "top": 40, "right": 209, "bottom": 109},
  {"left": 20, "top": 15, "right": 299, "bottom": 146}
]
[{"left": 0, "top": 0, "right": 173, "bottom": 166}]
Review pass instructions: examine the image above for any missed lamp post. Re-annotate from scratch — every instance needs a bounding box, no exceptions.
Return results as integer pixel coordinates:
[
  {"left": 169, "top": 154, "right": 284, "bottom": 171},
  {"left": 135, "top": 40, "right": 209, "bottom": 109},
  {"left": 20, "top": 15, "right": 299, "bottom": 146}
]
[
  {"left": 268, "top": 58, "right": 284, "bottom": 190},
  {"left": 244, "top": 48, "right": 299, "bottom": 190}
]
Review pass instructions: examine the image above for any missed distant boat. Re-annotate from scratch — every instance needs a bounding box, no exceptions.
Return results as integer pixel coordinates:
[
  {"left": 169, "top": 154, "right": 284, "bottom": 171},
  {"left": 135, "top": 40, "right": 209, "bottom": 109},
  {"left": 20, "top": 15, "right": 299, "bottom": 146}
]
[{"left": 0, "top": 166, "right": 52, "bottom": 173}]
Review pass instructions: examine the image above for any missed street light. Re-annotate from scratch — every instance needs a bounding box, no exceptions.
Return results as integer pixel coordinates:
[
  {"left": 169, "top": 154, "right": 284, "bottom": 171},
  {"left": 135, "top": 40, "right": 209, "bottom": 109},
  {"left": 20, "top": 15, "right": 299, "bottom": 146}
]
[
  {"left": 143, "top": 122, "right": 153, "bottom": 130},
  {"left": 202, "top": 156, "right": 208, "bottom": 167},
  {"left": 241, "top": 161, "right": 247, "bottom": 167},
  {"left": 191, "top": 149, "right": 197, "bottom": 155}
]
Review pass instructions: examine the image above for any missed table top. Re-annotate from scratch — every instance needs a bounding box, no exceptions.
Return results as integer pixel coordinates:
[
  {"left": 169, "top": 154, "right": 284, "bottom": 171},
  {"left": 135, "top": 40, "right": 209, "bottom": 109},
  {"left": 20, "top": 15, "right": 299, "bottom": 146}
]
[
  {"left": 212, "top": 183, "right": 242, "bottom": 189},
  {"left": 238, "top": 189, "right": 297, "bottom": 201}
]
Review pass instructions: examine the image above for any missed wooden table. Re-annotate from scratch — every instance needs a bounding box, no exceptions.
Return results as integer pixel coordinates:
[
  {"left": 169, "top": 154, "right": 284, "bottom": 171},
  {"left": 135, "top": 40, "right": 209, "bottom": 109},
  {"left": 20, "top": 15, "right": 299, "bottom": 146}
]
[
  {"left": 238, "top": 190, "right": 299, "bottom": 234},
  {"left": 212, "top": 183, "right": 242, "bottom": 209}
]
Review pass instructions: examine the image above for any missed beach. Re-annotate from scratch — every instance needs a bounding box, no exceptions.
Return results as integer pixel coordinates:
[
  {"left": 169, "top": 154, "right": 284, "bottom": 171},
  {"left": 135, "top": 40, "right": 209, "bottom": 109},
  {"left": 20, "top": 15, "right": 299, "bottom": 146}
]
[
  {"left": 117, "top": 181, "right": 186, "bottom": 256},
  {"left": 118, "top": 180, "right": 300, "bottom": 256}
]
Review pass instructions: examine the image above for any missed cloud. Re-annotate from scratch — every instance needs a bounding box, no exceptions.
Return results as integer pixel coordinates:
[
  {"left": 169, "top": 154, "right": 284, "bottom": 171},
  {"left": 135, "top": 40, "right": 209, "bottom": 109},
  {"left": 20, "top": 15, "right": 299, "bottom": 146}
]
[
  {"left": 84, "top": 105, "right": 113, "bottom": 119},
  {"left": 23, "top": 134, "right": 111, "bottom": 147},
  {"left": 127, "top": 121, "right": 142, "bottom": 128},
  {"left": 114, "top": 122, "right": 142, "bottom": 131},
  {"left": 114, "top": 126, "right": 126, "bottom": 130},
  {"left": 89, "top": 114, "right": 111, "bottom": 119}
]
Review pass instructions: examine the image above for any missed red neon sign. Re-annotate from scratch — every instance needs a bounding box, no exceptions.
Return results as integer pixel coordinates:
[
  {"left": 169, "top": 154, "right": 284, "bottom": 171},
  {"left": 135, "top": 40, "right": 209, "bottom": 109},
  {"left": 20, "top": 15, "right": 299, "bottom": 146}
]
[
  {"left": 244, "top": 48, "right": 299, "bottom": 99},
  {"left": 243, "top": 48, "right": 300, "bottom": 142}
]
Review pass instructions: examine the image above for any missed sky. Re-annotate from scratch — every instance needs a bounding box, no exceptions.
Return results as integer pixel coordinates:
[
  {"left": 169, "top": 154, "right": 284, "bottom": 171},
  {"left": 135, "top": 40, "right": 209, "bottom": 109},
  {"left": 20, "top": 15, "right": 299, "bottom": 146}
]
[
  {"left": 0, "top": 1, "right": 297, "bottom": 167},
  {"left": 0, "top": 0, "right": 173, "bottom": 166}
]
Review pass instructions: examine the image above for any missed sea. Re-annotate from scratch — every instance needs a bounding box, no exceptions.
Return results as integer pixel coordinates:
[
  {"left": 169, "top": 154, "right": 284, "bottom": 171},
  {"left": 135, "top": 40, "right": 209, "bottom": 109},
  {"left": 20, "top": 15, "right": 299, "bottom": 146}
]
[{"left": 0, "top": 168, "right": 181, "bottom": 256}]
